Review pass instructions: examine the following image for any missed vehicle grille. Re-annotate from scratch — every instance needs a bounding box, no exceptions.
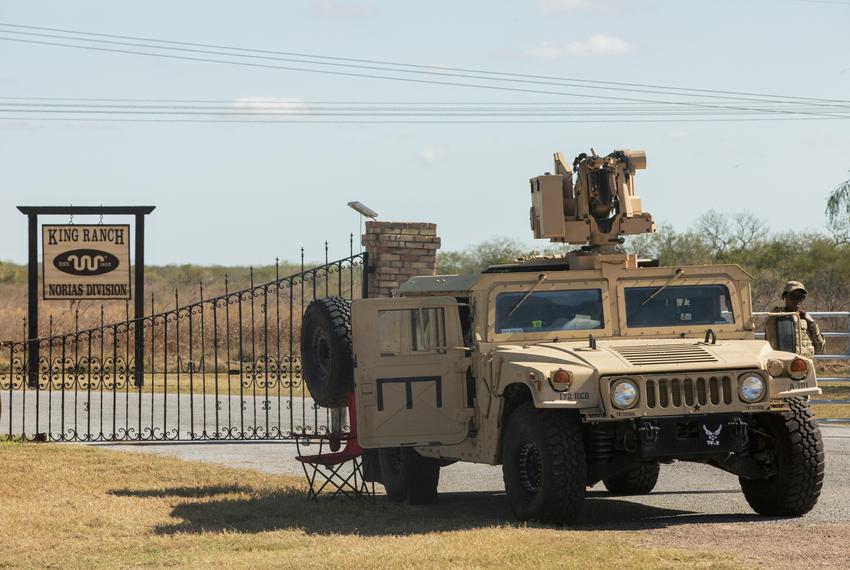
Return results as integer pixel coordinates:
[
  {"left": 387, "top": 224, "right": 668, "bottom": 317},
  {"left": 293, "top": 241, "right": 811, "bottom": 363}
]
[
  {"left": 644, "top": 374, "right": 734, "bottom": 410},
  {"left": 611, "top": 344, "right": 718, "bottom": 366}
]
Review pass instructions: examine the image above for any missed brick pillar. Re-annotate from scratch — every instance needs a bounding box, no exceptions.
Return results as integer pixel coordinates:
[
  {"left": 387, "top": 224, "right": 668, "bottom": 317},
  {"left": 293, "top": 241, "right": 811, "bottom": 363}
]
[{"left": 361, "top": 221, "right": 441, "bottom": 298}]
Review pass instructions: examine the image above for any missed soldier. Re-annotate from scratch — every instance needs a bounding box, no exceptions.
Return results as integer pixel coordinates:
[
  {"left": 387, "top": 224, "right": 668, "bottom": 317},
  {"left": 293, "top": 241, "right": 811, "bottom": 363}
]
[{"left": 765, "top": 281, "right": 825, "bottom": 358}]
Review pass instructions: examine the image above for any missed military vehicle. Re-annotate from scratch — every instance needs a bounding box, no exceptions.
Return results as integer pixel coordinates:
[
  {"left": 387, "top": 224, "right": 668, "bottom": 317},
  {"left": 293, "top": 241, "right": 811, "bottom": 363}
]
[{"left": 300, "top": 149, "right": 825, "bottom": 523}]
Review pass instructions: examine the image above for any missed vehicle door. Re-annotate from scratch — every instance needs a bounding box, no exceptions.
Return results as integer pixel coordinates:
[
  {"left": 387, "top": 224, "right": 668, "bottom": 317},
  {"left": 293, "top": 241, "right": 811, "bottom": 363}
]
[{"left": 352, "top": 296, "right": 470, "bottom": 448}]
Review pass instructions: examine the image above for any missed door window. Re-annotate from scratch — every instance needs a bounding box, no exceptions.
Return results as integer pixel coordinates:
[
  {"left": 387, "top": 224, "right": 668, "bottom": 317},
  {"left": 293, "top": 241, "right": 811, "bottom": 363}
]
[{"left": 377, "top": 307, "right": 447, "bottom": 356}]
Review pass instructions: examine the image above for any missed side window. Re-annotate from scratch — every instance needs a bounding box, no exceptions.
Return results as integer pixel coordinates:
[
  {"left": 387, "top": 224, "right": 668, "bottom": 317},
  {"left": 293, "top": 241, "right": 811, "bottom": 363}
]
[
  {"left": 377, "top": 307, "right": 447, "bottom": 356},
  {"left": 411, "top": 307, "right": 447, "bottom": 353},
  {"left": 377, "top": 310, "right": 404, "bottom": 355}
]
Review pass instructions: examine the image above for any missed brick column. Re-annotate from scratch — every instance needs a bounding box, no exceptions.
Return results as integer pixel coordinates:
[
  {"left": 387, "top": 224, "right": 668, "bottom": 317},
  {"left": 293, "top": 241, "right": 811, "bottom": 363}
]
[{"left": 361, "top": 221, "right": 441, "bottom": 298}]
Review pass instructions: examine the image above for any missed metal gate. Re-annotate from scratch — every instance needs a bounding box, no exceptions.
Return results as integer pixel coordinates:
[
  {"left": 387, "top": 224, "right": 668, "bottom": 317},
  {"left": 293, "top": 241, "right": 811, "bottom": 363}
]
[{"left": 0, "top": 248, "right": 366, "bottom": 442}]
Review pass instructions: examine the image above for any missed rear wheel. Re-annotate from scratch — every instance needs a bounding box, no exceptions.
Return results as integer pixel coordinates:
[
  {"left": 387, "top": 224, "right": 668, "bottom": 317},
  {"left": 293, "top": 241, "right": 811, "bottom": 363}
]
[
  {"left": 502, "top": 407, "right": 586, "bottom": 524},
  {"left": 378, "top": 447, "right": 441, "bottom": 505},
  {"left": 740, "top": 398, "right": 825, "bottom": 516},
  {"left": 603, "top": 462, "right": 660, "bottom": 495}
]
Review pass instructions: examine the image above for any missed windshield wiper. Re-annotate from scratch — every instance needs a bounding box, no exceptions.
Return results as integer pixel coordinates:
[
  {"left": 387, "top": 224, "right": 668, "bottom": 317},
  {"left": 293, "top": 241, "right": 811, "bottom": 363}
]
[
  {"left": 507, "top": 273, "right": 547, "bottom": 317},
  {"left": 640, "top": 268, "right": 684, "bottom": 306}
]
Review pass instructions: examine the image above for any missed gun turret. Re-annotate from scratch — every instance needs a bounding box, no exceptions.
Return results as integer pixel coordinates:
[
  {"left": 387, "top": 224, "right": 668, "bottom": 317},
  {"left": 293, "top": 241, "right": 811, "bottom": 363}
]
[{"left": 530, "top": 149, "right": 655, "bottom": 248}]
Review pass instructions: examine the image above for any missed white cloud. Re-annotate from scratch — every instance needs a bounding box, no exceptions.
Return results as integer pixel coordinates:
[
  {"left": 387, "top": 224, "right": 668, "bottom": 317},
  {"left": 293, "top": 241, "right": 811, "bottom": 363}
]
[
  {"left": 418, "top": 146, "right": 445, "bottom": 165},
  {"left": 315, "top": 1, "right": 377, "bottom": 18},
  {"left": 231, "top": 97, "right": 307, "bottom": 115},
  {"left": 535, "top": 0, "right": 592, "bottom": 12},
  {"left": 525, "top": 35, "right": 633, "bottom": 60}
]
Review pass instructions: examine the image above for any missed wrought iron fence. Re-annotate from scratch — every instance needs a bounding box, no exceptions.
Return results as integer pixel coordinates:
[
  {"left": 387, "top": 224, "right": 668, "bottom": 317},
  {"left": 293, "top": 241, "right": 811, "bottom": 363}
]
[{"left": 0, "top": 247, "right": 367, "bottom": 442}]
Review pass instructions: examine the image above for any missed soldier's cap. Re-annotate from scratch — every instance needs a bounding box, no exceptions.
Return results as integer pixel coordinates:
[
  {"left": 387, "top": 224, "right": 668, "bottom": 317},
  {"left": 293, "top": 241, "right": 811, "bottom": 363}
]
[{"left": 782, "top": 281, "right": 808, "bottom": 296}]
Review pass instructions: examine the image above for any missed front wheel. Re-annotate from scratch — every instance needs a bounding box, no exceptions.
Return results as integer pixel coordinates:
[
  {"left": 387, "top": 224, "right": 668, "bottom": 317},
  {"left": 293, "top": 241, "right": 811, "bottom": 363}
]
[
  {"left": 501, "top": 407, "right": 586, "bottom": 524},
  {"left": 740, "top": 398, "right": 825, "bottom": 516}
]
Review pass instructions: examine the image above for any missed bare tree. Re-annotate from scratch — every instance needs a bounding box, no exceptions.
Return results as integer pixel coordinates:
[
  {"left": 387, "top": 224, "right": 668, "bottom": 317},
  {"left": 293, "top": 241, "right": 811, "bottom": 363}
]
[
  {"left": 729, "top": 211, "right": 769, "bottom": 249},
  {"left": 694, "top": 210, "right": 732, "bottom": 255}
]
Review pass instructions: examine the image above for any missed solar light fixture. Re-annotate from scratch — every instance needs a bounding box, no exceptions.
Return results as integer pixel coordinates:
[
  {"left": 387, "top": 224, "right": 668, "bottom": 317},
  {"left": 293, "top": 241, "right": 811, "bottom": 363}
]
[
  {"left": 347, "top": 201, "right": 379, "bottom": 254},
  {"left": 347, "top": 201, "right": 378, "bottom": 220}
]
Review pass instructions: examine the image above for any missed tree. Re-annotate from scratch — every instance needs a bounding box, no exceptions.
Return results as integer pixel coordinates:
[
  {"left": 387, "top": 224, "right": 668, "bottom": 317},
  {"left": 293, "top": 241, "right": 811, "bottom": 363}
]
[
  {"left": 437, "top": 236, "right": 529, "bottom": 274},
  {"left": 729, "top": 211, "right": 768, "bottom": 250},
  {"left": 694, "top": 210, "right": 732, "bottom": 255},
  {"left": 626, "top": 223, "right": 713, "bottom": 265},
  {"left": 827, "top": 171, "right": 850, "bottom": 244}
]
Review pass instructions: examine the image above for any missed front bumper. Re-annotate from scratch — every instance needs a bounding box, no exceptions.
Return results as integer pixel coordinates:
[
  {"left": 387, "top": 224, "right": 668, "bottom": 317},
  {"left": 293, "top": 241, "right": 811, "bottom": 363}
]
[{"left": 636, "top": 413, "right": 749, "bottom": 458}]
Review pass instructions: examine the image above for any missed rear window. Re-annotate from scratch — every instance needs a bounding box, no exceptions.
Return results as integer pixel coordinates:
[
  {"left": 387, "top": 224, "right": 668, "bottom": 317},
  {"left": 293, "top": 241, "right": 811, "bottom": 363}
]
[
  {"left": 624, "top": 284, "right": 734, "bottom": 328},
  {"left": 495, "top": 289, "right": 604, "bottom": 334}
]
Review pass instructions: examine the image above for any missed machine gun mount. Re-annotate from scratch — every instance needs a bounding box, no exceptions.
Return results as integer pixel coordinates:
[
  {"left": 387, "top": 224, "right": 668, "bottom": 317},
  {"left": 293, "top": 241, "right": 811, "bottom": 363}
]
[{"left": 530, "top": 149, "right": 655, "bottom": 260}]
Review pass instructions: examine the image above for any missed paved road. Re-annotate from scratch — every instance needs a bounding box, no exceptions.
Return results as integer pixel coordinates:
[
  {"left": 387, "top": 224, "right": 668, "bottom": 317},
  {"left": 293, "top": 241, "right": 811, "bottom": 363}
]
[
  {"left": 8, "top": 387, "right": 847, "bottom": 527},
  {"left": 94, "top": 424, "right": 850, "bottom": 527}
]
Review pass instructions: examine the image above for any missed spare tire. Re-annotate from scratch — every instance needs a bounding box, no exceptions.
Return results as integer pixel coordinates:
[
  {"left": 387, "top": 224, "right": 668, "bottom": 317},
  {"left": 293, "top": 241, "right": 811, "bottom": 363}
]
[{"left": 300, "top": 296, "right": 354, "bottom": 408}]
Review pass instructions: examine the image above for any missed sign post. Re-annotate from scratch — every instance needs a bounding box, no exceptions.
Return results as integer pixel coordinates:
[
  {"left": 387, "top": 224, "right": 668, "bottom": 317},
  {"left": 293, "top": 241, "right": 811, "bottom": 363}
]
[{"left": 17, "top": 206, "right": 155, "bottom": 389}]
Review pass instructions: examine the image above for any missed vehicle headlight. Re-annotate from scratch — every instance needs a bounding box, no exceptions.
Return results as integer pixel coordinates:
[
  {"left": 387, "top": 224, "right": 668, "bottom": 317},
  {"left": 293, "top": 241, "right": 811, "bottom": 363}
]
[
  {"left": 738, "top": 373, "right": 766, "bottom": 403},
  {"left": 766, "top": 359, "right": 784, "bottom": 378},
  {"left": 611, "top": 379, "right": 639, "bottom": 409}
]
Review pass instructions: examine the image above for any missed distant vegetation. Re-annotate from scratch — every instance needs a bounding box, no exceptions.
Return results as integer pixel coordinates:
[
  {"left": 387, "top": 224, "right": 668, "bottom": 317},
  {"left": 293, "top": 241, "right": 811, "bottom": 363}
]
[
  {"left": 436, "top": 210, "right": 850, "bottom": 314},
  {"left": 1, "top": 208, "right": 848, "bottom": 344}
]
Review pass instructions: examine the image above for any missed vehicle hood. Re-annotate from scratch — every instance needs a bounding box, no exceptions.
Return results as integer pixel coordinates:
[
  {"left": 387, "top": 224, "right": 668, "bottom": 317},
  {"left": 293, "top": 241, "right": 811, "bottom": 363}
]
[{"left": 491, "top": 338, "right": 774, "bottom": 376}]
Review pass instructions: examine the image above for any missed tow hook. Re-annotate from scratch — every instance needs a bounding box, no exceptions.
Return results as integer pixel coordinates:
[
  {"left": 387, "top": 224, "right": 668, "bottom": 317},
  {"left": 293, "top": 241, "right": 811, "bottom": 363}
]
[
  {"left": 638, "top": 420, "right": 660, "bottom": 446},
  {"left": 727, "top": 417, "right": 749, "bottom": 448}
]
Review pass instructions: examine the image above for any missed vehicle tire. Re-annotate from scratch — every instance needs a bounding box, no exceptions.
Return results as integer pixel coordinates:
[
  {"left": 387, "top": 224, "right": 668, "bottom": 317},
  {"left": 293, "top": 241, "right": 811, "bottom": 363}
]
[
  {"left": 407, "top": 452, "right": 441, "bottom": 505},
  {"left": 740, "top": 398, "right": 825, "bottom": 516},
  {"left": 602, "top": 462, "right": 660, "bottom": 495},
  {"left": 502, "top": 407, "right": 586, "bottom": 524},
  {"left": 378, "top": 447, "right": 441, "bottom": 504},
  {"left": 378, "top": 447, "right": 409, "bottom": 502},
  {"left": 300, "top": 296, "right": 353, "bottom": 408}
]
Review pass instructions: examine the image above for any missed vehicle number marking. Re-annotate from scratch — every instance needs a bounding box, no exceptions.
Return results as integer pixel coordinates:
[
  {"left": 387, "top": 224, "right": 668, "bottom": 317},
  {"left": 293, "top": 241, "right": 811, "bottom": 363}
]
[{"left": 559, "top": 392, "right": 590, "bottom": 400}]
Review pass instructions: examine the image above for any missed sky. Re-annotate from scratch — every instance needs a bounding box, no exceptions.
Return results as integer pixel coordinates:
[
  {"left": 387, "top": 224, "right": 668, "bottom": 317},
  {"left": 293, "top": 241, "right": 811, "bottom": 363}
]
[{"left": 1, "top": 0, "right": 848, "bottom": 266}]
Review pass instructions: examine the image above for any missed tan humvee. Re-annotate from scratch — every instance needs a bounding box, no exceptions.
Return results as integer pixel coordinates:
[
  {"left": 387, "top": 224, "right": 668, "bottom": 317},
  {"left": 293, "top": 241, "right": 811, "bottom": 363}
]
[{"left": 302, "top": 149, "right": 825, "bottom": 523}]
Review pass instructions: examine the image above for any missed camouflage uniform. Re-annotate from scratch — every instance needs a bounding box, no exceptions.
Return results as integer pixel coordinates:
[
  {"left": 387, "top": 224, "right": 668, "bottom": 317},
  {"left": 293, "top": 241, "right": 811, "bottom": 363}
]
[{"left": 764, "top": 281, "right": 825, "bottom": 359}]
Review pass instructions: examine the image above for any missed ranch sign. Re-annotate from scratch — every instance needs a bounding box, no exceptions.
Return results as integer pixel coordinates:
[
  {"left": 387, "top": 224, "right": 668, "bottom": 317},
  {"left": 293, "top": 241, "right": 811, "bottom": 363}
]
[{"left": 42, "top": 224, "right": 131, "bottom": 300}]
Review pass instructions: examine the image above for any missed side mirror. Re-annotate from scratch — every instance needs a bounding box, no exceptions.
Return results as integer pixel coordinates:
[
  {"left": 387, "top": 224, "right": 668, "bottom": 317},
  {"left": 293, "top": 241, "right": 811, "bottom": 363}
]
[{"left": 773, "top": 315, "right": 799, "bottom": 354}]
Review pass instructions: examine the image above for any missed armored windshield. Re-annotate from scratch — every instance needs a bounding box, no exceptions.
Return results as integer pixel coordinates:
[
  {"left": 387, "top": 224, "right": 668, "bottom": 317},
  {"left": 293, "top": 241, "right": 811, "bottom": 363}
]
[
  {"left": 495, "top": 289, "right": 603, "bottom": 334},
  {"left": 624, "top": 284, "right": 734, "bottom": 328}
]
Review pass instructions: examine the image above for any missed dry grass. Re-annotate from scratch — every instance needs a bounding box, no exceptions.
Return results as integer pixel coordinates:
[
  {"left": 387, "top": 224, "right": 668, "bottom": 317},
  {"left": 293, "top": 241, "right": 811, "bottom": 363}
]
[
  {"left": 0, "top": 443, "right": 738, "bottom": 569},
  {"left": 812, "top": 404, "right": 850, "bottom": 419},
  {"left": 819, "top": 381, "right": 850, "bottom": 401},
  {"left": 0, "top": 260, "right": 357, "bottom": 344}
]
